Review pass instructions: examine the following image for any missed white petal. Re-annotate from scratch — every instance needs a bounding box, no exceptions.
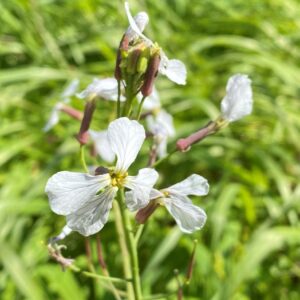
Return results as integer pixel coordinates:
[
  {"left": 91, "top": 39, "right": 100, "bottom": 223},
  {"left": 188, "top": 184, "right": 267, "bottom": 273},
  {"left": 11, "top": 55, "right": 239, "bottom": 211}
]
[
  {"left": 124, "top": 1, "right": 153, "bottom": 45},
  {"left": 149, "top": 188, "right": 164, "bottom": 200},
  {"left": 45, "top": 171, "right": 110, "bottom": 215},
  {"left": 125, "top": 168, "right": 159, "bottom": 211},
  {"left": 137, "top": 87, "right": 161, "bottom": 111},
  {"left": 159, "top": 56, "right": 187, "bottom": 85},
  {"left": 66, "top": 187, "right": 117, "bottom": 236},
  {"left": 167, "top": 174, "right": 209, "bottom": 196},
  {"left": 43, "top": 103, "right": 63, "bottom": 132},
  {"left": 108, "top": 117, "right": 145, "bottom": 173},
  {"left": 220, "top": 74, "right": 253, "bottom": 122},
  {"left": 89, "top": 130, "right": 115, "bottom": 163},
  {"left": 164, "top": 194, "right": 207, "bottom": 233},
  {"left": 61, "top": 79, "right": 80, "bottom": 102},
  {"left": 125, "top": 11, "right": 149, "bottom": 41},
  {"left": 146, "top": 110, "right": 175, "bottom": 137},
  {"left": 77, "top": 78, "right": 123, "bottom": 101}
]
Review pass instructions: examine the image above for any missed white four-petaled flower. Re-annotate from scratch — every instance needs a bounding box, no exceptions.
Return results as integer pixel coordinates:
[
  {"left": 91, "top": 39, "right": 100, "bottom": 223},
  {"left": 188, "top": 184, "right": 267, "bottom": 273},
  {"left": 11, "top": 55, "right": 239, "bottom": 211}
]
[
  {"left": 124, "top": 1, "right": 187, "bottom": 85},
  {"left": 220, "top": 74, "right": 253, "bottom": 122},
  {"left": 45, "top": 117, "right": 159, "bottom": 236},
  {"left": 134, "top": 174, "right": 209, "bottom": 233}
]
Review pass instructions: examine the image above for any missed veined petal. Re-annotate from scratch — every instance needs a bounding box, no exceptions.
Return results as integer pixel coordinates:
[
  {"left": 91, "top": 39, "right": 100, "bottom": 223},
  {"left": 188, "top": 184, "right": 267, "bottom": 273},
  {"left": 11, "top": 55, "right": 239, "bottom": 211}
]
[
  {"left": 108, "top": 117, "right": 145, "bottom": 173},
  {"left": 89, "top": 130, "right": 115, "bottom": 163},
  {"left": 66, "top": 187, "right": 117, "bottom": 236},
  {"left": 125, "top": 168, "right": 159, "bottom": 211},
  {"left": 124, "top": 1, "right": 153, "bottom": 45},
  {"left": 43, "top": 103, "right": 63, "bottom": 132},
  {"left": 149, "top": 188, "right": 164, "bottom": 200},
  {"left": 221, "top": 74, "right": 253, "bottom": 122},
  {"left": 164, "top": 194, "right": 207, "bottom": 233},
  {"left": 159, "top": 56, "right": 187, "bottom": 85},
  {"left": 45, "top": 171, "right": 110, "bottom": 215},
  {"left": 167, "top": 174, "right": 209, "bottom": 196}
]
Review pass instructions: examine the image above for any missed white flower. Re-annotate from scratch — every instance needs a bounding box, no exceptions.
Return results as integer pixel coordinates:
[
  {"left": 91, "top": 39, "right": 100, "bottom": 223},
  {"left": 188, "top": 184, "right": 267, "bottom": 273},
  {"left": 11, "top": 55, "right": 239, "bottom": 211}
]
[
  {"left": 124, "top": 1, "right": 187, "bottom": 85},
  {"left": 44, "top": 79, "right": 79, "bottom": 132},
  {"left": 45, "top": 117, "right": 159, "bottom": 236},
  {"left": 220, "top": 74, "right": 253, "bottom": 122},
  {"left": 89, "top": 129, "right": 115, "bottom": 163},
  {"left": 146, "top": 109, "right": 175, "bottom": 158},
  {"left": 142, "top": 175, "right": 209, "bottom": 233},
  {"left": 77, "top": 78, "right": 125, "bottom": 101}
]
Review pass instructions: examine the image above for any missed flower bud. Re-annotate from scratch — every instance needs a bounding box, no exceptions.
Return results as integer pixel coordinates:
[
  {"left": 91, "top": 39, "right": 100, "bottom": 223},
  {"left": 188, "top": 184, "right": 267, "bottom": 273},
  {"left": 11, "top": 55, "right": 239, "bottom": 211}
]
[
  {"left": 77, "top": 99, "right": 96, "bottom": 145},
  {"left": 136, "top": 200, "right": 159, "bottom": 224},
  {"left": 141, "top": 53, "right": 160, "bottom": 97}
]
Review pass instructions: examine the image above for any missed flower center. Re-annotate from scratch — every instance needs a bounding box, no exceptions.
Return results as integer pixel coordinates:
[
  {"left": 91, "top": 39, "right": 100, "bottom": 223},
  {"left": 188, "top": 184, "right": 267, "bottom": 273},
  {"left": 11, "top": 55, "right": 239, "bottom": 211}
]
[{"left": 110, "top": 171, "right": 128, "bottom": 188}]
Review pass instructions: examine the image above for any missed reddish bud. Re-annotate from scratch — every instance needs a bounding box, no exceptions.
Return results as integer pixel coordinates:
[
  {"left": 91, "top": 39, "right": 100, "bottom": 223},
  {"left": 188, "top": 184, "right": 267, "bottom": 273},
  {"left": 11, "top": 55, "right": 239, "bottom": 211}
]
[
  {"left": 141, "top": 54, "right": 160, "bottom": 97},
  {"left": 77, "top": 100, "right": 96, "bottom": 145},
  {"left": 136, "top": 201, "right": 159, "bottom": 224},
  {"left": 114, "top": 35, "right": 130, "bottom": 80},
  {"left": 176, "top": 121, "right": 217, "bottom": 152}
]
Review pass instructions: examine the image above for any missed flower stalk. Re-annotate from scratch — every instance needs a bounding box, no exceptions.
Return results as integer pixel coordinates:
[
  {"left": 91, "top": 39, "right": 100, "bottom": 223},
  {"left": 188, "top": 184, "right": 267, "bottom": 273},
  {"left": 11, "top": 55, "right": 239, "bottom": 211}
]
[{"left": 118, "top": 189, "right": 143, "bottom": 300}]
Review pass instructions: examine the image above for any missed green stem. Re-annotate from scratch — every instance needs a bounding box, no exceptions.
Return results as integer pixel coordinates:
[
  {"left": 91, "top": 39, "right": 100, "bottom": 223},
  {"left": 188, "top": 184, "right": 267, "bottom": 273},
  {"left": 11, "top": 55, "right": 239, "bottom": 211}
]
[
  {"left": 134, "top": 224, "right": 145, "bottom": 245},
  {"left": 69, "top": 264, "right": 130, "bottom": 285},
  {"left": 113, "top": 201, "right": 135, "bottom": 299},
  {"left": 80, "top": 145, "right": 88, "bottom": 173},
  {"left": 136, "top": 96, "right": 146, "bottom": 120},
  {"left": 118, "top": 189, "right": 143, "bottom": 300},
  {"left": 117, "top": 80, "right": 121, "bottom": 118}
]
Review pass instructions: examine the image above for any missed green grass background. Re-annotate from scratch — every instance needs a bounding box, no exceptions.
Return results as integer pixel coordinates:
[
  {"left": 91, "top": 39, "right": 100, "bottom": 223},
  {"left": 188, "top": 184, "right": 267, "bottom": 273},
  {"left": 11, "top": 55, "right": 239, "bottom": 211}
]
[{"left": 1, "top": 0, "right": 300, "bottom": 299}]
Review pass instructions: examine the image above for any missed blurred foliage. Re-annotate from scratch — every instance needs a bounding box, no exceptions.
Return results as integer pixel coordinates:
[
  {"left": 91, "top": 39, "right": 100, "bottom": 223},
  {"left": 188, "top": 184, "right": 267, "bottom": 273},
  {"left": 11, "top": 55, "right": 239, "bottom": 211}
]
[{"left": 1, "top": 0, "right": 300, "bottom": 299}]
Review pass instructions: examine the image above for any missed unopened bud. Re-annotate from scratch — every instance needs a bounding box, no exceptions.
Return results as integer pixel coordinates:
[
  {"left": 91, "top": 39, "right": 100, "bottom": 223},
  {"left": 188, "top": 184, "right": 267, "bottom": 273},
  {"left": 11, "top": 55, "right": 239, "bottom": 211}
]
[
  {"left": 77, "top": 99, "right": 96, "bottom": 145},
  {"left": 141, "top": 53, "right": 160, "bottom": 97},
  {"left": 127, "top": 47, "right": 143, "bottom": 74},
  {"left": 114, "top": 35, "right": 130, "bottom": 80},
  {"left": 136, "top": 201, "right": 159, "bottom": 224},
  {"left": 94, "top": 166, "right": 109, "bottom": 175},
  {"left": 176, "top": 121, "right": 217, "bottom": 152}
]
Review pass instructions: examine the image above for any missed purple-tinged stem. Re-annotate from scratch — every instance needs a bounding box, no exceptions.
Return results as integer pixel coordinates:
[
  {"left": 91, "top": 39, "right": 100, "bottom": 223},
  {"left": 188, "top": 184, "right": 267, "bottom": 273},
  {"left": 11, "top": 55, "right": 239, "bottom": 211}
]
[{"left": 176, "top": 121, "right": 217, "bottom": 152}]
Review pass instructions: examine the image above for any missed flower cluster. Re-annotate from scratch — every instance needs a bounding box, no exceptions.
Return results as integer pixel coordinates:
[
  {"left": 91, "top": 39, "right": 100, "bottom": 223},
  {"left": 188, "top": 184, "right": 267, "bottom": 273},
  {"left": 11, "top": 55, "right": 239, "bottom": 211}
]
[{"left": 44, "top": 2, "right": 253, "bottom": 242}]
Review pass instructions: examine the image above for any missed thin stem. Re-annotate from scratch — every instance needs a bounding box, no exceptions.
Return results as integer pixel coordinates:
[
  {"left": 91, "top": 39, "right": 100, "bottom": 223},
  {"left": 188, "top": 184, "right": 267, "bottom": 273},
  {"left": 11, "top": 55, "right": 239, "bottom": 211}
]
[
  {"left": 152, "top": 148, "right": 177, "bottom": 168},
  {"left": 96, "top": 235, "right": 122, "bottom": 300},
  {"left": 113, "top": 201, "right": 135, "bottom": 299},
  {"left": 85, "top": 237, "right": 96, "bottom": 273},
  {"left": 117, "top": 80, "right": 121, "bottom": 118},
  {"left": 118, "top": 189, "right": 143, "bottom": 300},
  {"left": 136, "top": 96, "right": 146, "bottom": 120},
  {"left": 80, "top": 145, "right": 89, "bottom": 173},
  {"left": 69, "top": 264, "right": 130, "bottom": 285}
]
